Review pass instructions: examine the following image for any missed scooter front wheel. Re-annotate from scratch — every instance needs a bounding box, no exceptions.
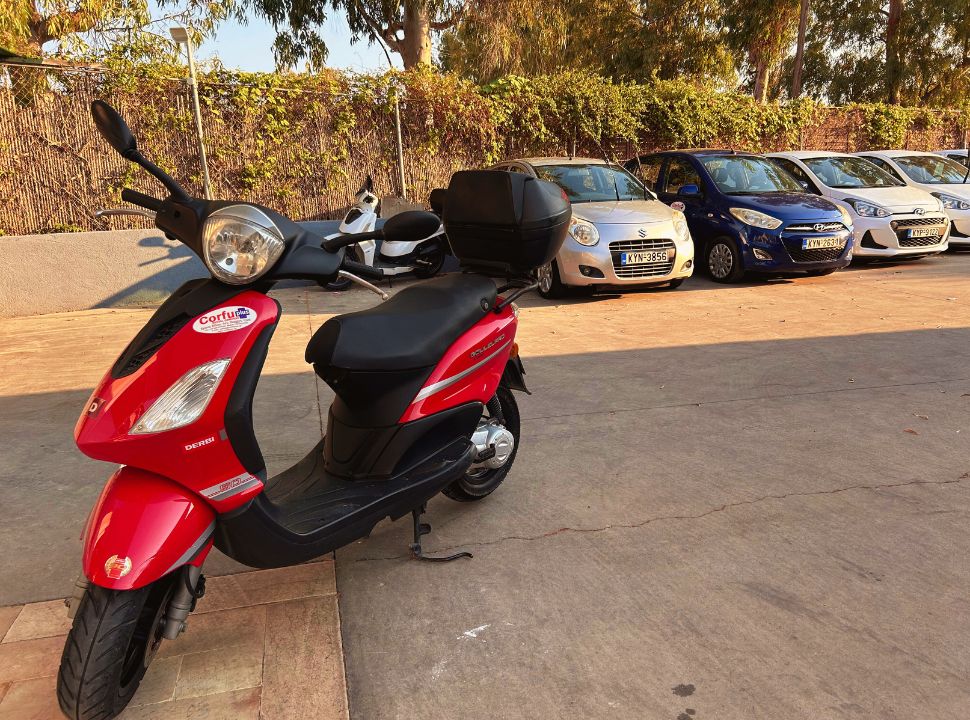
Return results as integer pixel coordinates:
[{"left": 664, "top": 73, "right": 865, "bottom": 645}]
[
  {"left": 57, "top": 579, "right": 174, "bottom": 720},
  {"left": 442, "top": 386, "right": 520, "bottom": 502}
]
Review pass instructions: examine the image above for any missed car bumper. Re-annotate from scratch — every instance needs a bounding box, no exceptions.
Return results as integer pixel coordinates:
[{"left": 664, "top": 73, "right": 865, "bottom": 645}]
[
  {"left": 556, "top": 235, "right": 695, "bottom": 287},
  {"left": 741, "top": 225, "right": 853, "bottom": 273},
  {"left": 946, "top": 212, "right": 970, "bottom": 246},
  {"left": 851, "top": 214, "right": 950, "bottom": 257}
]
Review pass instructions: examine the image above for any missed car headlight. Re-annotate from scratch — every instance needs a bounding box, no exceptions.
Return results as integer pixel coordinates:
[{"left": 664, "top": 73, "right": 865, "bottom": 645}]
[
  {"left": 729, "top": 207, "right": 783, "bottom": 230},
  {"left": 845, "top": 199, "right": 889, "bottom": 218},
  {"left": 568, "top": 218, "right": 600, "bottom": 246},
  {"left": 130, "top": 358, "right": 230, "bottom": 434},
  {"left": 202, "top": 205, "right": 285, "bottom": 284},
  {"left": 933, "top": 192, "right": 970, "bottom": 211},
  {"left": 672, "top": 211, "right": 691, "bottom": 242}
]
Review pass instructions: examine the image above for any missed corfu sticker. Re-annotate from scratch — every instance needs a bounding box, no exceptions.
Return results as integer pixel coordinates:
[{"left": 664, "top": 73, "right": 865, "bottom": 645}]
[{"left": 192, "top": 306, "right": 256, "bottom": 334}]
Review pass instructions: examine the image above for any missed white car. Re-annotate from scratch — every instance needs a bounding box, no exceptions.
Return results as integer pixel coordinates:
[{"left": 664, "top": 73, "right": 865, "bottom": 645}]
[
  {"left": 934, "top": 149, "right": 969, "bottom": 167},
  {"left": 856, "top": 150, "right": 970, "bottom": 248},
  {"left": 490, "top": 158, "right": 694, "bottom": 298},
  {"left": 766, "top": 151, "right": 949, "bottom": 260}
]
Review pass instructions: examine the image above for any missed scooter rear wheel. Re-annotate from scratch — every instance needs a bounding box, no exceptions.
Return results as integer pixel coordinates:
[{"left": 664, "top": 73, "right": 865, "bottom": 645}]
[
  {"left": 442, "top": 386, "right": 520, "bottom": 502},
  {"left": 57, "top": 578, "right": 174, "bottom": 720},
  {"left": 413, "top": 241, "right": 447, "bottom": 279}
]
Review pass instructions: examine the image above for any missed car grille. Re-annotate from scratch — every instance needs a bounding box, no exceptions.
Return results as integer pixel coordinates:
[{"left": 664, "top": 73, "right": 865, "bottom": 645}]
[
  {"left": 609, "top": 239, "right": 676, "bottom": 278},
  {"left": 890, "top": 216, "right": 947, "bottom": 246},
  {"left": 890, "top": 216, "right": 947, "bottom": 228},
  {"left": 787, "top": 246, "right": 845, "bottom": 262},
  {"left": 783, "top": 222, "right": 848, "bottom": 234},
  {"left": 898, "top": 235, "right": 944, "bottom": 247}
]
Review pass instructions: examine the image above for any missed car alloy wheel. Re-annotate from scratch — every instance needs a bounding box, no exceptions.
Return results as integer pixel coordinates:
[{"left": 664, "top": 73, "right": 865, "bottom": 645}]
[
  {"left": 709, "top": 242, "right": 734, "bottom": 279},
  {"left": 537, "top": 263, "right": 554, "bottom": 293}
]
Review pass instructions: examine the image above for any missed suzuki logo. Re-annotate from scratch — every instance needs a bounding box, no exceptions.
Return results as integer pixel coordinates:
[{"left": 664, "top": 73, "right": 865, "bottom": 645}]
[
  {"left": 914, "top": 208, "right": 924, "bottom": 216},
  {"left": 638, "top": 228, "right": 647, "bottom": 238}
]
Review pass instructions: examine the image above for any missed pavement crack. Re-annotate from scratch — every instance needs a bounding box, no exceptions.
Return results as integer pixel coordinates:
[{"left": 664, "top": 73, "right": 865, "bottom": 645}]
[{"left": 352, "top": 476, "right": 965, "bottom": 563}]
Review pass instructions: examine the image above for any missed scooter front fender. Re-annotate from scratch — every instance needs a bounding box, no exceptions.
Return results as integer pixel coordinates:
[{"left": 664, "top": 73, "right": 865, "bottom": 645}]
[{"left": 82, "top": 466, "right": 215, "bottom": 590}]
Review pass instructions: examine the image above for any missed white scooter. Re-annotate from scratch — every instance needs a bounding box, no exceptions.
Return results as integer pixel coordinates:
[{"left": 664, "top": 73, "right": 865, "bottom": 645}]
[{"left": 322, "top": 177, "right": 449, "bottom": 291}]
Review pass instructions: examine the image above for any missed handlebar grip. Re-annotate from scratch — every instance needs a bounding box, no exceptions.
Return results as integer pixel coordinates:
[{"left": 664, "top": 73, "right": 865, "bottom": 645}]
[
  {"left": 121, "top": 188, "right": 163, "bottom": 212},
  {"left": 342, "top": 259, "right": 384, "bottom": 280}
]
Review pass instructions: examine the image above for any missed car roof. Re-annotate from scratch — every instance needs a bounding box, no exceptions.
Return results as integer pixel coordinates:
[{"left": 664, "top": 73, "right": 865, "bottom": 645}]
[
  {"left": 856, "top": 149, "right": 938, "bottom": 158},
  {"left": 637, "top": 149, "right": 761, "bottom": 158},
  {"left": 767, "top": 150, "right": 856, "bottom": 160},
  {"left": 509, "top": 157, "right": 609, "bottom": 166}
]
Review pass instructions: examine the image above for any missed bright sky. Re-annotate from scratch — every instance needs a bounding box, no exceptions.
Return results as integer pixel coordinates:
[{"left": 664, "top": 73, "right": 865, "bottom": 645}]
[{"left": 195, "top": 10, "right": 401, "bottom": 73}]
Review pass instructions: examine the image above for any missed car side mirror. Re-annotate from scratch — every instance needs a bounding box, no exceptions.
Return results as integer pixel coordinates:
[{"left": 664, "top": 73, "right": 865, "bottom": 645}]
[
  {"left": 91, "top": 100, "right": 137, "bottom": 157},
  {"left": 382, "top": 210, "right": 441, "bottom": 245},
  {"left": 678, "top": 184, "right": 701, "bottom": 198}
]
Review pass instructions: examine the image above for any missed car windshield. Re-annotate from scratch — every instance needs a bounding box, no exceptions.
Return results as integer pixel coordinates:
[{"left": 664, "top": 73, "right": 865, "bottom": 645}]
[
  {"left": 533, "top": 163, "right": 649, "bottom": 203},
  {"left": 700, "top": 156, "right": 804, "bottom": 194},
  {"left": 893, "top": 155, "right": 969, "bottom": 184},
  {"left": 803, "top": 156, "right": 903, "bottom": 188}
]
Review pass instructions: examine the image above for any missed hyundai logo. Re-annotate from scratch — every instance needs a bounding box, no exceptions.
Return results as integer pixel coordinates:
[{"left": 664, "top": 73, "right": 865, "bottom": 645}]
[
  {"left": 914, "top": 208, "right": 924, "bottom": 216},
  {"left": 813, "top": 223, "right": 826, "bottom": 232}
]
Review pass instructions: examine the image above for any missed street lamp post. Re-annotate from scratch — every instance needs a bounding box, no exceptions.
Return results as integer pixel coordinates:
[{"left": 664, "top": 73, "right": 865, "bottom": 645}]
[{"left": 170, "top": 26, "right": 213, "bottom": 199}]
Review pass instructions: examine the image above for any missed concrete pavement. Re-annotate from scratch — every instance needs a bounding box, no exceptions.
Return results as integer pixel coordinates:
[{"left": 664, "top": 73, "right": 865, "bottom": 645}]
[{"left": 1, "top": 255, "right": 969, "bottom": 717}]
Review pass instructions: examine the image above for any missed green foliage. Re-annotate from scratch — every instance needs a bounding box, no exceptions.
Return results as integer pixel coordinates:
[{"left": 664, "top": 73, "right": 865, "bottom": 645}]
[{"left": 852, "top": 103, "right": 947, "bottom": 148}]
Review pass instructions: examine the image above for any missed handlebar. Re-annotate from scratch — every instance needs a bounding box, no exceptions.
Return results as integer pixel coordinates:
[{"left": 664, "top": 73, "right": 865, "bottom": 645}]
[
  {"left": 322, "top": 230, "right": 381, "bottom": 252},
  {"left": 342, "top": 258, "right": 384, "bottom": 280},
  {"left": 121, "top": 188, "right": 162, "bottom": 212}
]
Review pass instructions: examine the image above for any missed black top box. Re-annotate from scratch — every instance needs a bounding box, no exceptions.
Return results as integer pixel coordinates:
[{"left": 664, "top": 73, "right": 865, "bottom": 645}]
[{"left": 443, "top": 170, "right": 571, "bottom": 276}]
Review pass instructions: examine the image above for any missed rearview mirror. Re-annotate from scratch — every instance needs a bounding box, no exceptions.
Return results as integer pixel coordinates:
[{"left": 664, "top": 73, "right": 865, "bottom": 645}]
[
  {"left": 91, "top": 100, "right": 137, "bottom": 156},
  {"left": 678, "top": 184, "right": 701, "bottom": 198},
  {"left": 382, "top": 210, "right": 441, "bottom": 245}
]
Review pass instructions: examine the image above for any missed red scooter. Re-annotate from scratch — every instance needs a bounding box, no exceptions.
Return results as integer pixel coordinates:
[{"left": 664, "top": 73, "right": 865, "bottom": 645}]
[{"left": 56, "top": 101, "right": 569, "bottom": 720}]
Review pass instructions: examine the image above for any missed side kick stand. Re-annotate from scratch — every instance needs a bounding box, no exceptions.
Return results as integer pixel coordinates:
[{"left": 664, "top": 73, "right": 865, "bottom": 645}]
[{"left": 410, "top": 505, "right": 473, "bottom": 563}]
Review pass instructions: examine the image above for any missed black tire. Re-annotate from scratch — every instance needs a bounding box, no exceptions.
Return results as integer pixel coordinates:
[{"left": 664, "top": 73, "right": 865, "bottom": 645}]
[
  {"left": 705, "top": 238, "right": 745, "bottom": 283},
  {"left": 57, "top": 579, "right": 174, "bottom": 720},
  {"left": 805, "top": 268, "right": 838, "bottom": 276},
  {"left": 537, "top": 260, "right": 569, "bottom": 299},
  {"left": 668, "top": 278, "right": 685, "bottom": 289},
  {"left": 413, "top": 241, "right": 447, "bottom": 279},
  {"left": 442, "top": 386, "right": 520, "bottom": 502},
  {"left": 318, "top": 245, "right": 363, "bottom": 291}
]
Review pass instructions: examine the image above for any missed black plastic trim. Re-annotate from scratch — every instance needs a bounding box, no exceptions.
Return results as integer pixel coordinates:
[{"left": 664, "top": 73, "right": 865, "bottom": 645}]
[
  {"left": 111, "top": 279, "right": 255, "bottom": 379},
  {"left": 224, "top": 301, "right": 282, "bottom": 475},
  {"left": 502, "top": 355, "right": 530, "bottom": 394}
]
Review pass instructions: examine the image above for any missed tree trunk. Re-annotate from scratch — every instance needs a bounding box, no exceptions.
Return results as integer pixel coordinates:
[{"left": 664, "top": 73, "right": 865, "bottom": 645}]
[
  {"left": 791, "top": 0, "right": 810, "bottom": 98},
  {"left": 401, "top": 0, "right": 433, "bottom": 68},
  {"left": 752, "top": 58, "right": 770, "bottom": 102},
  {"left": 885, "top": 0, "right": 904, "bottom": 103}
]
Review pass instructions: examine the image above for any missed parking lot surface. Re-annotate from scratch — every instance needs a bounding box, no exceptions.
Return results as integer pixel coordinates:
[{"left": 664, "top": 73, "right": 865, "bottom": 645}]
[{"left": 1, "top": 255, "right": 969, "bottom": 718}]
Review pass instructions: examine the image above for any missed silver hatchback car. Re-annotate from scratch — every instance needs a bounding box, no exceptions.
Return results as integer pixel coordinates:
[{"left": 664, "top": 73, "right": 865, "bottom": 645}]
[{"left": 490, "top": 158, "right": 695, "bottom": 298}]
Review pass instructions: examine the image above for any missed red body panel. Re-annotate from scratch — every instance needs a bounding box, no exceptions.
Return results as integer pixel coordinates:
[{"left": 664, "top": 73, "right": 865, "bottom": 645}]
[
  {"left": 82, "top": 466, "right": 215, "bottom": 590},
  {"left": 75, "top": 291, "right": 280, "bottom": 514},
  {"left": 400, "top": 302, "right": 518, "bottom": 422}
]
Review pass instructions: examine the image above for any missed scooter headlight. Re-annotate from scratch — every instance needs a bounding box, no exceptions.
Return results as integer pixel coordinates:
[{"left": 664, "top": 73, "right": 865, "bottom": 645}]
[
  {"left": 130, "top": 359, "right": 230, "bottom": 434},
  {"left": 202, "top": 205, "right": 285, "bottom": 285}
]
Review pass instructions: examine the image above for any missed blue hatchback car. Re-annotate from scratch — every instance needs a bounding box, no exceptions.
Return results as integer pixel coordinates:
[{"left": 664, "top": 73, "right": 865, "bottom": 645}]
[{"left": 625, "top": 150, "right": 854, "bottom": 282}]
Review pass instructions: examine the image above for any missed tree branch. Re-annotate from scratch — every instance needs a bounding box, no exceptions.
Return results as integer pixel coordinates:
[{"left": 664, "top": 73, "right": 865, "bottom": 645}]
[{"left": 429, "top": 1, "right": 468, "bottom": 30}]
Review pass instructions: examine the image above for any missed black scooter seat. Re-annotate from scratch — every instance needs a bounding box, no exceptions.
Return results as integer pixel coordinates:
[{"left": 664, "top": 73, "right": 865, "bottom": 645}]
[{"left": 306, "top": 274, "right": 498, "bottom": 373}]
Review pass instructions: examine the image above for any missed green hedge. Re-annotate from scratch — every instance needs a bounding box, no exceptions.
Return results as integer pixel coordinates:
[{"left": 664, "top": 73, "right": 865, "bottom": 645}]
[{"left": 2, "top": 63, "right": 966, "bottom": 235}]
